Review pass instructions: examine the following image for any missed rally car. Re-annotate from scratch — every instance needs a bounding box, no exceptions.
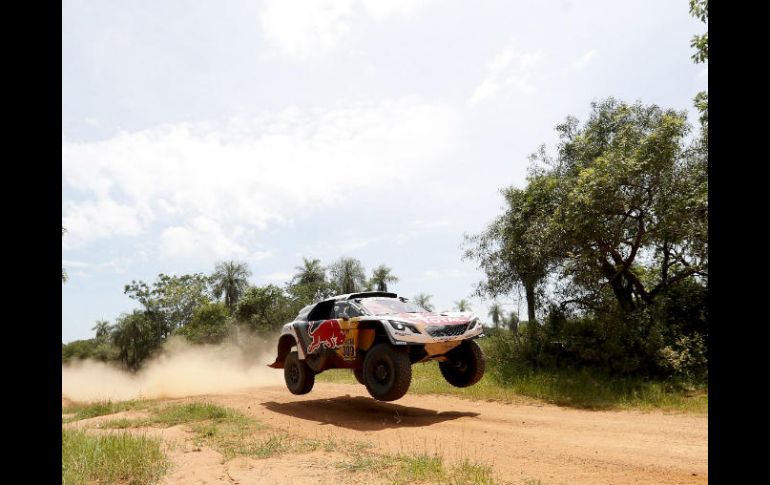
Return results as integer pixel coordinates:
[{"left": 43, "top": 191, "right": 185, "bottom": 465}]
[{"left": 268, "top": 291, "right": 485, "bottom": 401}]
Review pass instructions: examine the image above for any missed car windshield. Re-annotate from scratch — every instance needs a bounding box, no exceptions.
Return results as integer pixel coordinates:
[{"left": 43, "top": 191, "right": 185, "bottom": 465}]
[{"left": 358, "top": 298, "right": 427, "bottom": 315}]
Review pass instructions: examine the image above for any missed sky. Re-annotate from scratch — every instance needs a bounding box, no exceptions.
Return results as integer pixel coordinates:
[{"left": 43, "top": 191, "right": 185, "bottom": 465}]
[{"left": 62, "top": 0, "right": 708, "bottom": 343}]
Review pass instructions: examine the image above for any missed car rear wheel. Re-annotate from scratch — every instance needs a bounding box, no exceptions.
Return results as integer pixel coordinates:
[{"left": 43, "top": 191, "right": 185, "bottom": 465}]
[
  {"left": 353, "top": 368, "right": 365, "bottom": 385},
  {"left": 362, "top": 344, "right": 412, "bottom": 401},
  {"left": 439, "top": 340, "right": 485, "bottom": 388},
  {"left": 284, "top": 351, "right": 315, "bottom": 395}
]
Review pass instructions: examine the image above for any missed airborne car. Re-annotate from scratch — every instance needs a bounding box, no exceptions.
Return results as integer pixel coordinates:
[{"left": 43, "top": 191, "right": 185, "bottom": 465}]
[{"left": 268, "top": 291, "right": 485, "bottom": 401}]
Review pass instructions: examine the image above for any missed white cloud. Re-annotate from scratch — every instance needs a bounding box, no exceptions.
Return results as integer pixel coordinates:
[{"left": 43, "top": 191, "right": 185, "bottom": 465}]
[
  {"left": 361, "top": 0, "right": 432, "bottom": 18},
  {"left": 61, "top": 260, "right": 92, "bottom": 269},
  {"left": 409, "top": 219, "right": 450, "bottom": 229},
  {"left": 259, "top": 0, "right": 432, "bottom": 61},
  {"left": 573, "top": 49, "right": 598, "bottom": 69},
  {"left": 61, "top": 256, "right": 134, "bottom": 275},
  {"left": 62, "top": 97, "right": 458, "bottom": 257},
  {"left": 467, "top": 41, "right": 544, "bottom": 107},
  {"left": 62, "top": 198, "right": 149, "bottom": 247},
  {"left": 260, "top": 0, "right": 355, "bottom": 61},
  {"left": 159, "top": 217, "right": 273, "bottom": 263}
]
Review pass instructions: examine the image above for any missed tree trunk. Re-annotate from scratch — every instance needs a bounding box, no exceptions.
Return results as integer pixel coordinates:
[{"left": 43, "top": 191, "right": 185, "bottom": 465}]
[
  {"left": 525, "top": 282, "right": 537, "bottom": 324},
  {"left": 609, "top": 276, "right": 636, "bottom": 313}
]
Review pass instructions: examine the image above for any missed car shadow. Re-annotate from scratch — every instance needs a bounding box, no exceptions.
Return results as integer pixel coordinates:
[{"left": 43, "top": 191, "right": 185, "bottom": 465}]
[{"left": 261, "top": 395, "right": 479, "bottom": 431}]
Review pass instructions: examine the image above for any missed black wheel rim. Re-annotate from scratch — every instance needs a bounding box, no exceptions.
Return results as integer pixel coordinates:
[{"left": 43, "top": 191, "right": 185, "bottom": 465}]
[
  {"left": 452, "top": 359, "right": 468, "bottom": 374},
  {"left": 374, "top": 361, "right": 390, "bottom": 383}
]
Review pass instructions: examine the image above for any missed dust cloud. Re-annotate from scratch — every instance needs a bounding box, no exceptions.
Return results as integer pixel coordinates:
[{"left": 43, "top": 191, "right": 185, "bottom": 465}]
[{"left": 62, "top": 331, "right": 285, "bottom": 402}]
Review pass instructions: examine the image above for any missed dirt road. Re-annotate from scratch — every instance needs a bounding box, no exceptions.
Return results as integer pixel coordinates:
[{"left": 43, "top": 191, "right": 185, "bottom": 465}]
[{"left": 136, "top": 382, "right": 707, "bottom": 484}]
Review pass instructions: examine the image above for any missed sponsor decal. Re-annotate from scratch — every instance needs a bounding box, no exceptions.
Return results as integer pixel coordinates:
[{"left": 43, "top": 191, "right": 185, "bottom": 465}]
[
  {"left": 342, "top": 337, "right": 356, "bottom": 360},
  {"left": 308, "top": 319, "right": 346, "bottom": 353}
]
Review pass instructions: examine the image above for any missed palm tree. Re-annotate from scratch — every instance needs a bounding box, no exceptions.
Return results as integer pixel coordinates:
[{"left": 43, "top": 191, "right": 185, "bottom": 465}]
[
  {"left": 210, "top": 261, "right": 251, "bottom": 311},
  {"left": 62, "top": 226, "right": 68, "bottom": 283},
  {"left": 328, "top": 257, "right": 367, "bottom": 294},
  {"left": 412, "top": 293, "right": 434, "bottom": 312},
  {"left": 292, "top": 257, "right": 326, "bottom": 285},
  {"left": 488, "top": 302, "right": 503, "bottom": 328},
  {"left": 92, "top": 320, "right": 111, "bottom": 340},
  {"left": 454, "top": 299, "right": 471, "bottom": 312},
  {"left": 369, "top": 264, "right": 399, "bottom": 291}
]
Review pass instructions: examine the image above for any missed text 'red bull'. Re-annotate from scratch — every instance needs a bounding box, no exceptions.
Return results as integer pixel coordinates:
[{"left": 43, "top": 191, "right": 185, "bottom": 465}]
[{"left": 307, "top": 319, "right": 346, "bottom": 353}]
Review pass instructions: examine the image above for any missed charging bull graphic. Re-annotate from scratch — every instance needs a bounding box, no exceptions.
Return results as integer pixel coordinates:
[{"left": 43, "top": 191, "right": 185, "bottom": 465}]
[{"left": 307, "top": 319, "right": 346, "bottom": 354}]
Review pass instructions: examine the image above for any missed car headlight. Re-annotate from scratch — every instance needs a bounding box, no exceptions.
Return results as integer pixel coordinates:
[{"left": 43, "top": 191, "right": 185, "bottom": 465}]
[
  {"left": 467, "top": 317, "right": 479, "bottom": 329},
  {"left": 388, "top": 320, "right": 419, "bottom": 333}
]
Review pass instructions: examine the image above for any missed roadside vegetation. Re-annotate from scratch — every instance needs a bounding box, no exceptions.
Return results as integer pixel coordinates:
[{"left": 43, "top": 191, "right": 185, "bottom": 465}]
[
  {"left": 318, "top": 332, "right": 707, "bottom": 413},
  {"left": 62, "top": 429, "right": 168, "bottom": 485}
]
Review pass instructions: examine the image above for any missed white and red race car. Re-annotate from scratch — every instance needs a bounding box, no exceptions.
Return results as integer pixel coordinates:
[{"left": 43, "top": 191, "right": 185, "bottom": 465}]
[{"left": 269, "top": 291, "right": 485, "bottom": 401}]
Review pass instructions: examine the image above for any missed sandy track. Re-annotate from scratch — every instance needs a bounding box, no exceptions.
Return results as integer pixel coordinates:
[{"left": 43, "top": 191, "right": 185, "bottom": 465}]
[{"left": 157, "top": 383, "right": 708, "bottom": 485}]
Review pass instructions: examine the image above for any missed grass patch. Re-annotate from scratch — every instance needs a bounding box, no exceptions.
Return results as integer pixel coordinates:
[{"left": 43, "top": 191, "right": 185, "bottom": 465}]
[
  {"left": 316, "top": 350, "right": 707, "bottom": 413},
  {"left": 395, "top": 454, "right": 444, "bottom": 483},
  {"left": 493, "top": 366, "right": 708, "bottom": 412},
  {"left": 448, "top": 459, "right": 497, "bottom": 485},
  {"left": 62, "top": 428, "right": 168, "bottom": 485},
  {"left": 335, "top": 452, "right": 499, "bottom": 485},
  {"left": 63, "top": 400, "right": 148, "bottom": 420},
  {"left": 150, "top": 402, "right": 233, "bottom": 426},
  {"left": 63, "top": 399, "right": 152, "bottom": 422},
  {"left": 336, "top": 454, "right": 394, "bottom": 473},
  {"left": 101, "top": 402, "right": 246, "bottom": 428}
]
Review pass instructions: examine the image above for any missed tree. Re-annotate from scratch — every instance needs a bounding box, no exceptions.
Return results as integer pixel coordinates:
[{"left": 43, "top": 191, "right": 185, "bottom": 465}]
[
  {"left": 235, "top": 285, "right": 291, "bottom": 334},
  {"left": 62, "top": 226, "right": 68, "bottom": 283},
  {"left": 111, "top": 310, "right": 159, "bottom": 370},
  {"left": 541, "top": 99, "right": 707, "bottom": 314},
  {"left": 62, "top": 338, "right": 118, "bottom": 363},
  {"left": 464, "top": 175, "right": 562, "bottom": 323},
  {"left": 689, "top": 0, "right": 708, "bottom": 64},
  {"left": 292, "top": 258, "right": 326, "bottom": 286},
  {"left": 487, "top": 302, "right": 503, "bottom": 328},
  {"left": 454, "top": 299, "right": 471, "bottom": 312},
  {"left": 92, "top": 320, "right": 111, "bottom": 341},
  {"left": 286, "top": 257, "right": 335, "bottom": 306},
  {"left": 369, "top": 265, "right": 399, "bottom": 291},
  {"left": 328, "top": 257, "right": 367, "bottom": 294},
  {"left": 124, "top": 273, "right": 210, "bottom": 341},
  {"left": 210, "top": 261, "right": 251, "bottom": 311},
  {"left": 176, "top": 302, "right": 230, "bottom": 344},
  {"left": 690, "top": 0, "right": 708, "bottom": 135},
  {"left": 412, "top": 293, "right": 434, "bottom": 312}
]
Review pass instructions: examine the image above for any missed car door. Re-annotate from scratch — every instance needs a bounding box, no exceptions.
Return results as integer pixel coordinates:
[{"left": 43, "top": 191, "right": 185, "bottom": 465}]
[{"left": 303, "top": 300, "right": 345, "bottom": 355}]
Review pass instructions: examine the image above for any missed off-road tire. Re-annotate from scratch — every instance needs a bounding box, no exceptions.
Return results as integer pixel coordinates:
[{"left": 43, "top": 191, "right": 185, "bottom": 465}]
[
  {"left": 284, "top": 351, "right": 315, "bottom": 395},
  {"left": 353, "top": 368, "right": 365, "bottom": 385},
  {"left": 362, "top": 344, "right": 412, "bottom": 401},
  {"left": 439, "top": 340, "right": 485, "bottom": 388}
]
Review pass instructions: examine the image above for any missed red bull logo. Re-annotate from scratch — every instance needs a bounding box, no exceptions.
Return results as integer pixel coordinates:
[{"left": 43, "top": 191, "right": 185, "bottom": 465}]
[{"left": 307, "top": 319, "right": 346, "bottom": 353}]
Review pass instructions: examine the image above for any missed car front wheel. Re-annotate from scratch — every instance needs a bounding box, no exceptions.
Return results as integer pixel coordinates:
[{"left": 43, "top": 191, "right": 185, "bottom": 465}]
[
  {"left": 362, "top": 344, "right": 412, "bottom": 401},
  {"left": 438, "top": 340, "right": 485, "bottom": 388},
  {"left": 284, "top": 351, "right": 315, "bottom": 395}
]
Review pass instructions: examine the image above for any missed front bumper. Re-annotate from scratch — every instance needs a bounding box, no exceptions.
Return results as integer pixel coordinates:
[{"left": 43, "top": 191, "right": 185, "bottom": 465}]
[{"left": 386, "top": 320, "right": 484, "bottom": 344}]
